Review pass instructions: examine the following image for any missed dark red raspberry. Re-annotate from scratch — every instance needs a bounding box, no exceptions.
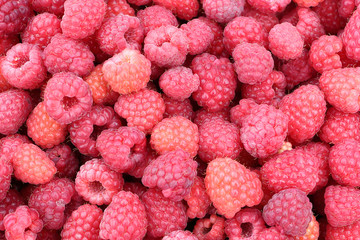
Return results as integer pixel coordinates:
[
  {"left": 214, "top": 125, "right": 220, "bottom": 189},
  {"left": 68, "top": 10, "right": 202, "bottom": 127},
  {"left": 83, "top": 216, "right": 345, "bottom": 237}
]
[
  {"left": 163, "top": 230, "right": 198, "bottom": 240},
  {"left": 0, "top": 156, "right": 11, "bottom": 202},
  {"left": 341, "top": 7, "right": 360, "bottom": 60},
  {"left": 105, "top": 0, "right": 135, "bottom": 18},
  {"left": 247, "top": 0, "right": 290, "bottom": 13},
  {"left": 36, "top": 229, "right": 60, "bottom": 240},
  {"left": 202, "top": 0, "right": 244, "bottom": 24},
  {"left": 0, "top": 35, "right": 19, "bottom": 56},
  {"left": 194, "top": 108, "right": 230, "bottom": 126},
  {"left": 31, "top": 0, "right": 66, "bottom": 16},
  {"left": 313, "top": 0, "right": 346, "bottom": 34},
  {"left": 163, "top": 96, "right": 194, "bottom": 120},
  {"left": 0, "top": 134, "right": 31, "bottom": 159},
  {"left": 242, "top": 9, "right": 279, "bottom": 33},
  {"left": 0, "top": 190, "right": 24, "bottom": 231},
  {"left": 0, "top": 0, "right": 32, "bottom": 37},
  {"left": 122, "top": 182, "right": 147, "bottom": 198},
  {"left": 46, "top": 144, "right": 79, "bottom": 179},
  {"left": 230, "top": 99, "right": 258, "bottom": 128},
  {"left": 43, "top": 34, "right": 95, "bottom": 77},
  {"left": 152, "top": 0, "right": 199, "bottom": 20},
  {"left": 326, "top": 220, "right": 360, "bottom": 239},
  {"left": 193, "top": 214, "right": 225, "bottom": 240}
]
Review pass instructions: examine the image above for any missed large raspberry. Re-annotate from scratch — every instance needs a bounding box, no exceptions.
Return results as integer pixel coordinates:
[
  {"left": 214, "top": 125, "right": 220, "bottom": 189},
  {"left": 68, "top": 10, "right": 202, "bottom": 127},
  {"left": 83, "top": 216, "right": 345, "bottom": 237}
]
[
  {"left": 0, "top": 0, "right": 32, "bottom": 37},
  {"left": 202, "top": 0, "right": 244, "bottom": 24},
  {"left": 342, "top": 8, "right": 360, "bottom": 60},
  {"left": 31, "top": 0, "right": 66, "bottom": 16},
  {"left": 45, "top": 144, "right": 79, "bottom": 179},
  {"left": 0, "top": 190, "right": 24, "bottom": 231},
  {"left": 193, "top": 214, "right": 225, "bottom": 240},
  {"left": 184, "top": 176, "right": 211, "bottom": 219},
  {"left": 152, "top": 0, "right": 199, "bottom": 20}
]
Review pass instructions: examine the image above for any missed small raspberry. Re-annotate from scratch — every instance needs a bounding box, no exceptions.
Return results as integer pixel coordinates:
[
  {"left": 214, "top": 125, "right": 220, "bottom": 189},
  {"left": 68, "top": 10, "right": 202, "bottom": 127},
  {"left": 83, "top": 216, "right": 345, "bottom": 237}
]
[
  {"left": 194, "top": 108, "right": 230, "bottom": 126},
  {"left": 163, "top": 230, "right": 198, "bottom": 240},
  {"left": 340, "top": 7, "right": 360, "bottom": 60},
  {"left": 326, "top": 220, "right": 360, "bottom": 239},
  {"left": 46, "top": 144, "right": 79, "bottom": 179},
  {"left": 0, "top": 35, "right": 19, "bottom": 56},
  {"left": 0, "top": 0, "right": 32, "bottom": 37},
  {"left": 247, "top": 0, "right": 291, "bottom": 13},
  {"left": 102, "top": 48, "right": 151, "bottom": 94},
  {"left": 31, "top": 0, "right": 66, "bottom": 16},
  {"left": 193, "top": 214, "right": 225, "bottom": 240},
  {"left": 295, "top": 215, "right": 320, "bottom": 240},
  {"left": 242, "top": 9, "right": 279, "bottom": 33},
  {"left": 152, "top": 0, "right": 199, "bottom": 20},
  {"left": 0, "top": 157, "right": 12, "bottom": 201},
  {"left": 44, "top": 72, "right": 93, "bottom": 124},
  {"left": 0, "top": 190, "right": 24, "bottom": 231},
  {"left": 230, "top": 99, "right": 258, "bottom": 128},
  {"left": 163, "top": 96, "right": 194, "bottom": 120},
  {"left": 43, "top": 34, "right": 95, "bottom": 76},
  {"left": 105, "top": 0, "right": 135, "bottom": 18},
  {"left": 313, "top": 0, "right": 346, "bottom": 34},
  {"left": 202, "top": 0, "right": 244, "bottom": 24},
  {"left": 0, "top": 134, "right": 31, "bottom": 159}
]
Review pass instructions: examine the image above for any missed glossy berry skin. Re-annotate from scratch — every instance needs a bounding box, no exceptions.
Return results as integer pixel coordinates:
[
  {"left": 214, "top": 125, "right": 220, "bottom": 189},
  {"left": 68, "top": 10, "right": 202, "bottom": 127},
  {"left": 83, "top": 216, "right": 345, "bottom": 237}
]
[{"left": 0, "top": 134, "right": 31, "bottom": 159}]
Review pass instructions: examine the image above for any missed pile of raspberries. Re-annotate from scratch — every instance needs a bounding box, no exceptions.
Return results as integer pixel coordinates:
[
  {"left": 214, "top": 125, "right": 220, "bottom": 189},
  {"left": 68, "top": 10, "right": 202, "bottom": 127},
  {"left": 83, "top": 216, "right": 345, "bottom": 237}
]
[{"left": 0, "top": 0, "right": 360, "bottom": 239}]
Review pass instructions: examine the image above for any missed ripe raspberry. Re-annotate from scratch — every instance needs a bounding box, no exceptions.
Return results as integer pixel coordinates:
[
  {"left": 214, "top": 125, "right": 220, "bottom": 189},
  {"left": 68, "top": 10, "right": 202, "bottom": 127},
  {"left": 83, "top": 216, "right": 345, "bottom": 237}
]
[
  {"left": 163, "top": 230, "right": 198, "bottom": 240},
  {"left": 137, "top": 5, "right": 178, "bottom": 36},
  {"left": 0, "top": 35, "right": 19, "bottom": 56},
  {"left": 194, "top": 108, "right": 230, "bottom": 126},
  {"left": 43, "top": 34, "right": 95, "bottom": 76},
  {"left": 21, "top": 13, "right": 61, "bottom": 50},
  {"left": 128, "top": 0, "right": 151, "bottom": 5},
  {"left": 0, "top": 134, "right": 31, "bottom": 159},
  {"left": 127, "top": 146, "right": 158, "bottom": 179},
  {"left": 242, "top": 9, "right": 278, "bottom": 34},
  {"left": 28, "top": 178, "right": 75, "bottom": 230},
  {"left": 230, "top": 99, "right": 258, "bottom": 128},
  {"left": 26, "top": 102, "right": 67, "bottom": 149},
  {"left": 1, "top": 43, "right": 46, "bottom": 90},
  {"left": 3, "top": 205, "right": 43, "bottom": 240},
  {"left": 31, "top": 0, "right": 66, "bottom": 16},
  {"left": 0, "top": 0, "right": 32, "bottom": 37},
  {"left": 152, "top": 0, "right": 199, "bottom": 20},
  {"left": 96, "top": 127, "right": 147, "bottom": 173},
  {"left": 202, "top": 0, "right": 244, "bottom": 24},
  {"left": 105, "top": 0, "right": 135, "bottom": 18},
  {"left": 257, "top": 227, "right": 289, "bottom": 240},
  {"left": 61, "top": 204, "right": 103, "bottom": 240},
  {"left": 0, "top": 64, "right": 11, "bottom": 94},
  {"left": 150, "top": 116, "right": 199, "bottom": 158},
  {"left": 193, "top": 214, "right": 225, "bottom": 240},
  {"left": 12, "top": 143, "right": 56, "bottom": 184},
  {"left": 319, "top": 67, "right": 360, "bottom": 113},
  {"left": 163, "top": 96, "right": 194, "bottom": 120},
  {"left": 247, "top": 0, "right": 290, "bottom": 13},
  {"left": 338, "top": 0, "right": 356, "bottom": 18},
  {"left": 263, "top": 188, "right": 313, "bottom": 236},
  {"left": 225, "top": 208, "right": 266, "bottom": 239},
  {"left": 122, "top": 182, "right": 147, "bottom": 198},
  {"left": 279, "top": 84, "right": 326, "bottom": 144},
  {"left": 44, "top": 72, "right": 93, "bottom": 124},
  {"left": 341, "top": 8, "right": 360, "bottom": 60},
  {"left": 205, "top": 157, "right": 263, "bottom": 218},
  {"left": 191, "top": 53, "right": 237, "bottom": 112},
  {"left": 46, "top": 144, "right": 79, "bottom": 179},
  {"left": 326, "top": 220, "right": 360, "bottom": 239},
  {"left": 0, "top": 190, "right": 24, "bottom": 231},
  {"left": 325, "top": 185, "right": 360, "bottom": 227},
  {"left": 313, "top": 0, "right": 346, "bottom": 35},
  {"left": 295, "top": 215, "right": 320, "bottom": 240},
  {"left": 294, "top": 0, "right": 324, "bottom": 7},
  {"left": 0, "top": 157, "right": 11, "bottom": 201},
  {"left": 102, "top": 49, "right": 151, "bottom": 94},
  {"left": 141, "top": 188, "right": 187, "bottom": 238},
  {"left": 223, "top": 16, "right": 267, "bottom": 54},
  {"left": 144, "top": 26, "right": 189, "bottom": 68}
]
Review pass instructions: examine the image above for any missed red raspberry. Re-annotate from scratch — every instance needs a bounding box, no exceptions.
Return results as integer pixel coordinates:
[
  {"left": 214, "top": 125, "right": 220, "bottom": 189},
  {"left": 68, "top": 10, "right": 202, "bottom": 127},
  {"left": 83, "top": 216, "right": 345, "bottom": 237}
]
[
  {"left": 247, "top": 0, "right": 290, "bottom": 13},
  {"left": 1, "top": 43, "right": 46, "bottom": 90},
  {"left": 31, "top": 0, "right": 65, "bottom": 16},
  {"left": 295, "top": 215, "right": 320, "bottom": 240},
  {"left": 223, "top": 16, "right": 267, "bottom": 54},
  {"left": 0, "top": 190, "right": 24, "bottom": 231},
  {"left": 26, "top": 102, "right": 67, "bottom": 149},
  {"left": 61, "top": 0, "right": 106, "bottom": 40},
  {"left": 12, "top": 143, "right": 56, "bottom": 184},
  {"left": 326, "top": 220, "right": 360, "bottom": 239},
  {"left": 241, "top": 104, "right": 288, "bottom": 158},
  {"left": 0, "top": 156, "right": 11, "bottom": 201},
  {"left": 319, "top": 67, "right": 360, "bottom": 113},
  {"left": 0, "top": 35, "right": 19, "bottom": 56},
  {"left": 339, "top": 0, "right": 356, "bottom": 19},
  {"left": 114, "top": 88, "right": 165, "bottom": 133},
  {"left": 263, "top": 188, "right": 313, "bottom": 236},
  {"left": 163, "top": 96, "right": 194, "bottom": 120},
  {"left": 0, "top": 0, "right": 32, "bottom": 37},
  {"left": 150, "top": 116, "right": 199, "bottom": 158},
  {"left": 102, "top": 49, "right": 151, "bottom": 94},
  {"left": 137, "top": 5, "right": 178, "bottom": 36},
  {"left": 194, "top": 108, "right": 230, "bottom": 126},
  {"left": 144, "top": 26, "right": 188, "bottom": 68},
  {"left": 122, "top": 182, "right": 147, "bottom": 198},
  {"left": 28, "top": 178, "right": 75, "bottom": 230},
  {"left": 105, "top": 0, "right": 135, "bottom": 18},
  {"left": 242, "top": 9, "right": 279, "bottom": 33},
  {"left": 324, "top": 185, "right": 360, "bottom": 227},
  {"left": 342, "top": 8, "right": 360, "bottom": 61},
  {"left": 193, "top": 214, "right": 225, "bottom": 240},
  {"left": 0, "top": 134, "right": 31, "bottom": 159},
  {"left": 127, "top": 0, "right": 151, "bottom": 5},
  {"left": 191, "top": 53, "right": 237, "bottom": 112},
  {"left": 100, "top": 191, "right": 147, "bottom": 240},
  {"left": 257, "top": 227, "right": 290, "bottom": 240},
  {"left": 61, "top": 204, "right": 103, "bottom": 240},
  {"left": 230, "top": 99, "right": 258, "bottom": 128},
  {"left": 233, "top": 42, "right": 274, "bottom": 85},
  {"left": 279, "top": 84, "right": 326, "bottom": 144},
  {"left": 313, "top": 0, "right": 347, "bottom": 34},
  {"left": 261, "top": 148, "right": 320, "bottom": 194},
  {"left": 269, "top": 23, "right": 303, "bottom": 60},
  {"left": 163, "top": 230, "right": 198, "bottom": 240},
  {"left": 294, "top": 0, "right": 324, "bottom": 7},
  {"left": 225, "top": 208, "right": 266, "bottom": 239},
  {"left": 96, "top": 127, "right": 147, "bottom": 173},
  {"left": 3, "top": 205, "right": 43, "bottom": 240},
  {"left": 196, "top": 17, "right": 225, "bottom": 57},
  {"left": 142, "top": 150, "right": 197, "bottom": 201},
  {"left": 0, "top": 61, "right": 12, "bottom": 94},
  {"left": 309, "top": 35, "right": 342, "bottom": 73},
  {"left": 43, "top": 34, "right": 95, "bottom": 76},
  {"left": 141, "top": 188, "right": 187, "bottom": 238},
  {"left": 44, "top": 72, "right": 93, "bottom": 124},
  {"left": 205, "top": 157, "right": 263, "bottom": 218},
  {"left": 202, "top": 0, "right": 244, "bottom": 24},
  {"left": 96, "top": 15, "right": 143, "bottom": 56},
  {"left": 46, "top": 144, "right": 79, "bottom": 179},
  {"left": 21, "top": 13, "right": 61, "bottom": 50},
  {"left": 127, "top": 146, "right": 158, "bottom": 179},
  {"left": 152, "top": 0, "right": 199, "bottom": 20},
  {"left": 82, "top": 34, "right": 110, "bottom": 64}
]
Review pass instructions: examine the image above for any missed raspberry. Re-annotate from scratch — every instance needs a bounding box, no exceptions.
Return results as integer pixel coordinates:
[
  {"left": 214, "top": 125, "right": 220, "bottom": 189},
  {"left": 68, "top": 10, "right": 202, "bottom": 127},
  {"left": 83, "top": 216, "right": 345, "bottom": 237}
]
[
  {"left": 137, "top": 5, "right": 178, "bottom": 36},
  {"left": 319, "top": 67, "right": 360, "bottom": 113},
  {"left": 141, "top": 188, "right": 187, "bottom": 238},
  {"left": 43, "top": 34, "right": 95, "bottom": 76},
  {"left": 12, "top": 143, "right": 56, "bottom": 184},
  {"left": 0, "top": 0, "right": 32, "bottom": 37},
  {"left": 191, "top": 53, "right": 237, "bottom": 112},
  {"left": 127, "top": 146, "right": 157, "bottom": 179},
  {"left": 150, "top": 116, "right": 199, "bottom": 158},
  {"left": 1, "top": 43, "right": 46, "bottom": 90},
  {"left": 295, "top": 215, "right": 320, "bottom": 240},
  {"left": 96, "top": 15, "right": 143, "bottom": 56},
  {"left": 152, "top": 0, "right": 199, "bottom": 20},
  {"left": 263, "top": 188, "right": 313, "bottom": 236},
  {"left": 105, "top": 0, "right": 135, "bottom": 18},
  {"left": 127, "top": 0, "right": 151, "bottom": 5},
  {"left": 122, "top": 182, "right": 147, "bottom": 198},
  {"left": 163, "top": 96, "right": 194, "bottom": 120},
  {"left": 326, "top": 220, "right": 360, "bottom": 239},
  {"left": 338, "top": 0, "right": 356, "bottom": 18},
  {"left": 205, "top": 157, "right": 263, "bottom": 218},
  {"left": 223, "top": 16, "right": 267, "bottom": 54},
  {"left": 61, "top": 0, "right": 106, "bottom": 40},
  {"left": 247, "top": 0, "right": 290, "bottom": 13},
  {"left": 233, "top": 42, "right": 274, "bottom": 85},
  {"left": 257, "top": 227, "right": 289, "bottom": 240},
  {"left": 279, "top": 84, "right": 326, "bottom": 144},
  {"left": 3, "top": 205, "right": 43, "bottom": 240},
  {"left": 0, "top": 157, "right": 11, "bottom": 202},
  {"left": 324, "top": 185, "right": 360, "bottom": 227},
  {"left": 193, "top": 214, "right": 225, "bottom": 240},
  {"left": 96, "top": 127, "right": 147, "bottom": 173},
  {"left": 61, "top": 204, "right": 103, "bottom": 240},
  {"left": 242, "top": 9, "right": 279, "bottom": 33},
  {"left": 225, "top": 208, "right": 266, "bottom": 239},
  {"left": 268, "top": 23, "right": 304, "bottom": 60},
  {"left": 46, "top": 144, "right": 79, "bottom": 179},
  {"left": 28, "top": 178, "right": 75, "bottom": 230},
  {"left": 230, "top": 99, "right": 258, "bottom": 128},
  {"left": 313, "top": 0, "right": 346, "bottom": 34},
  {"left": 31, "top": 0, "right": 66, "bottom": 16},
  {"left": 0, "top": 134, "right": 31, "bottom": 159},
  {"left": 202, "top": 0, "right": 244, "bottom": 24},
  {"left": 0, "top": 61, "right": 12, "bottom": 94},
  {"left": 26, "top": 102, "right": 67, "bottom": 149},
  {"left": 294, "top": 0, "right": 324, "bottom": 7},
  {"left": 115, "top": 88, "right": 165, "bottom": 133},
  {"left": 0, "top": 35, "right": 19, "bottom": 56},
  {"left": 144, "top": 26, "right": 189, "bottom": 68},
  {"left": 44, "top": 72, "right": 93, "bottom": 124},
  {"left": 194, "top": 108, "right": 230, "bottom": 126},
  {"left": 309, "top": 35, "right": 342, "bottom": 73},
  {"left": 102, "top": 49, "right": 151, "bottom": 94},
  {"left": 342, "top": 8, "right": 360, "bottom": 60},
  {"left": 0, "top": 190, "right": 24, "bottom": 231},
  {"left": 21, "top": 13, "right": 61, "bottom": 50},
  {"left": 241, "top": 104, "right": 288, "bottom": 158}
]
